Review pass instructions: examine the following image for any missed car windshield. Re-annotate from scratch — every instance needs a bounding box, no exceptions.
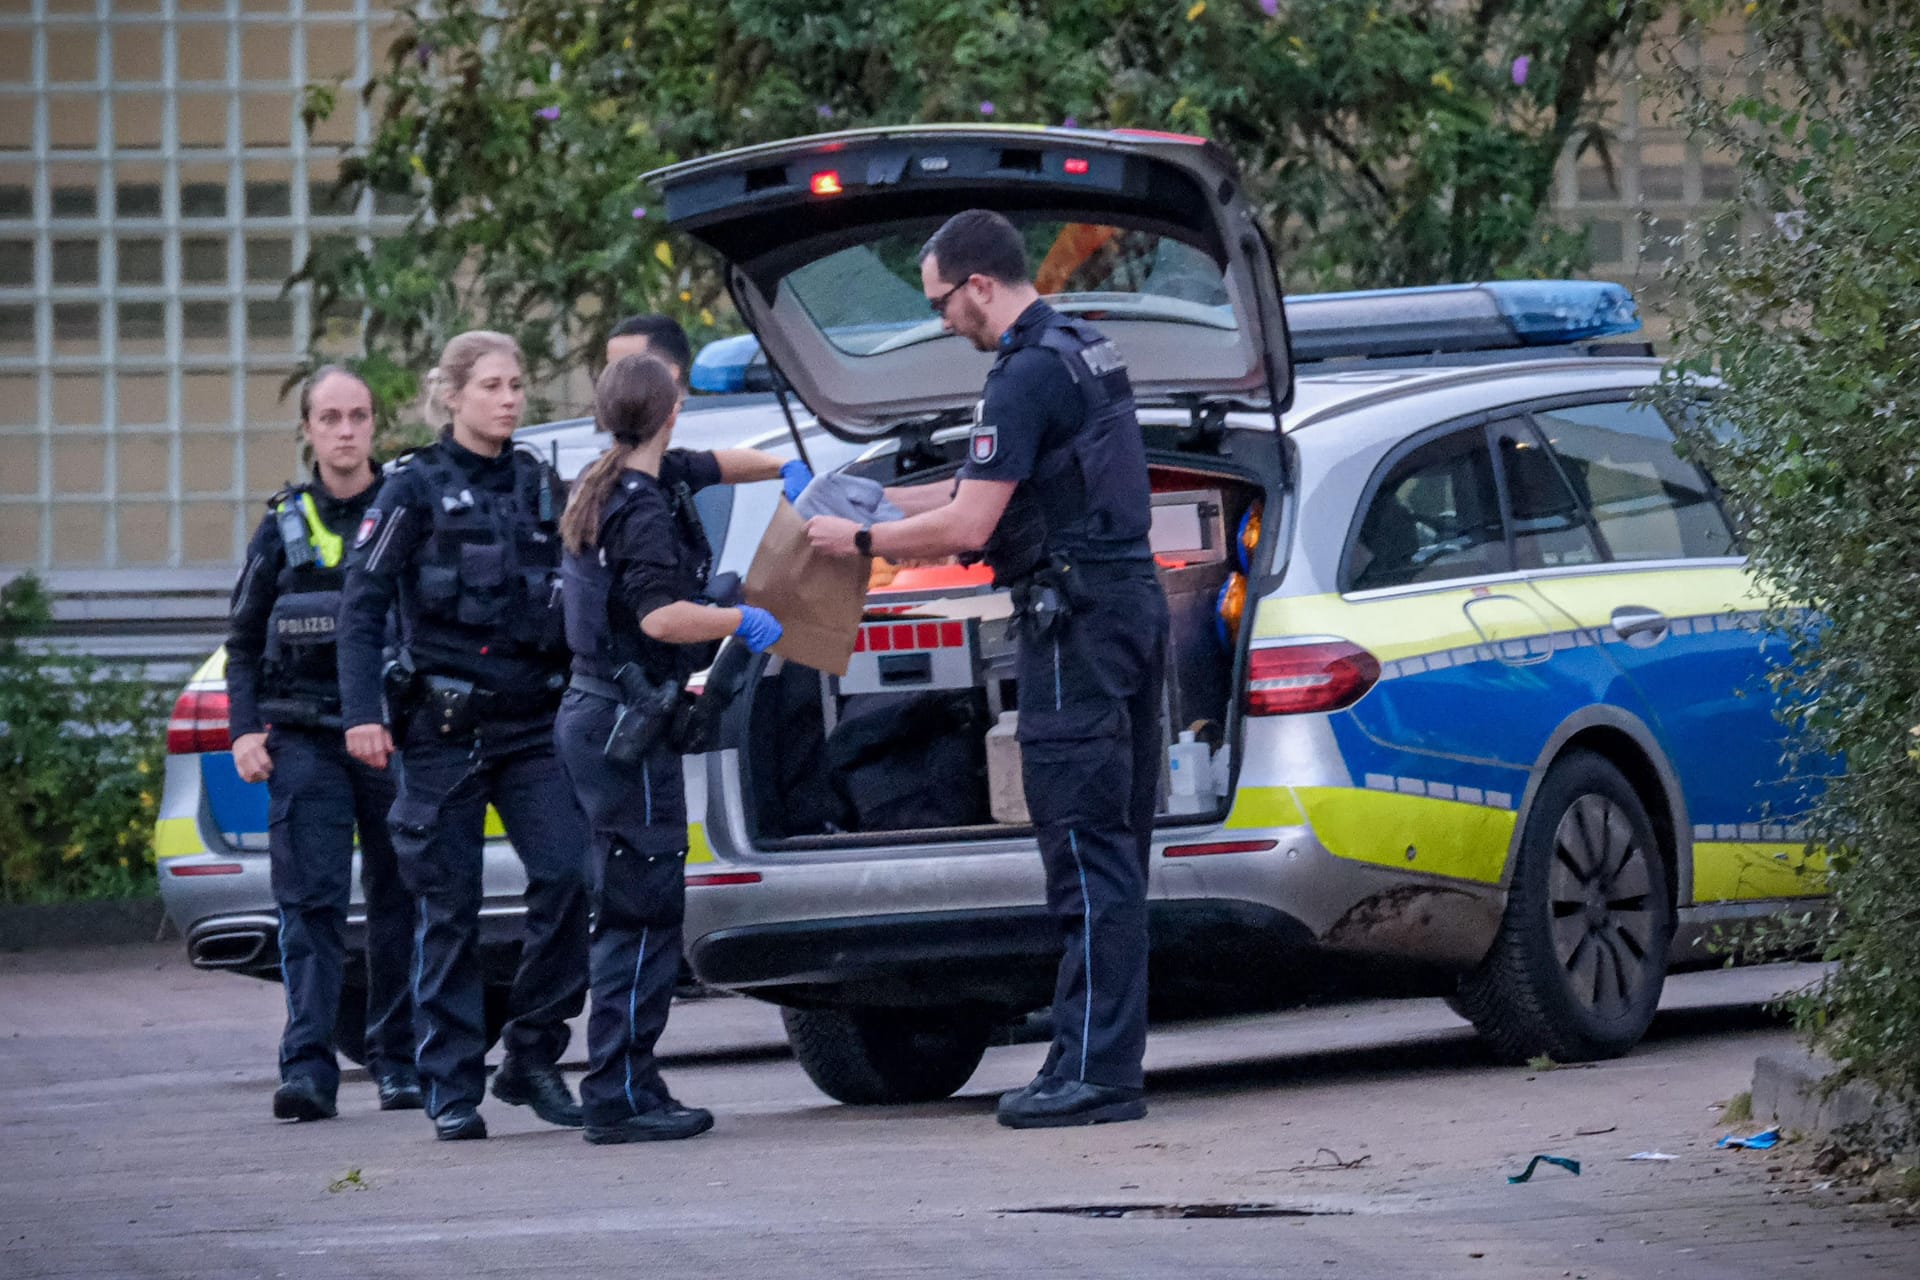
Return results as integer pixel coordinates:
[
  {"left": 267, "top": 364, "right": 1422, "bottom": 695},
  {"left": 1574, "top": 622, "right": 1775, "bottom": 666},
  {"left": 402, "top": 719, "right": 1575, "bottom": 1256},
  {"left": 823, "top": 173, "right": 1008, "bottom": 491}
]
[{"left": 784, "top": 221, "right": 1235, "bottom": 357}]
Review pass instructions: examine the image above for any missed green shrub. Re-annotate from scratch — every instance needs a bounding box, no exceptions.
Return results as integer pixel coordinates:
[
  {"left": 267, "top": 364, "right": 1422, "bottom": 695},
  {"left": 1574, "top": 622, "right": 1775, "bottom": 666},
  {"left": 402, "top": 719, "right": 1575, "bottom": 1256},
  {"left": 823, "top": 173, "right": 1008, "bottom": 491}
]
[
  {"left": 1659, "top": 1, "right": 1920, "bottom": 1115},
  {"left": 0, "top": 574, "right": 171, "bottom": 903}
]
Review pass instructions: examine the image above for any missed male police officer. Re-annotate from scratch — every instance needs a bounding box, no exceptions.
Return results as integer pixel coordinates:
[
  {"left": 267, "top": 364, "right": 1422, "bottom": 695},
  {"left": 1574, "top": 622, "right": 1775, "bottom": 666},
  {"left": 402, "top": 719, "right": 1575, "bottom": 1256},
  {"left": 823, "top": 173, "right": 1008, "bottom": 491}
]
[
  {"left": 807, "top": 210, "right": 1170, "bottom": 1128},
  {"left": 227, "top": 365, "right": 419, "bottom": 1120},
  {"left": 605, "top": 312, "right": 694, "bottom": 378}
]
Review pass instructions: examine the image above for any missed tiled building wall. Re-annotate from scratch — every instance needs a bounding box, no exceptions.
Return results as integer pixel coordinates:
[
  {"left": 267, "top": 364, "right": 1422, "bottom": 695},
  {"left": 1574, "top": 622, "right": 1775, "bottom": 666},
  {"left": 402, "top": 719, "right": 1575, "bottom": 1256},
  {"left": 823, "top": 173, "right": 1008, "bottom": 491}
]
[{"left": 0, "top": 4, "right": 1750, "bottom": 575}]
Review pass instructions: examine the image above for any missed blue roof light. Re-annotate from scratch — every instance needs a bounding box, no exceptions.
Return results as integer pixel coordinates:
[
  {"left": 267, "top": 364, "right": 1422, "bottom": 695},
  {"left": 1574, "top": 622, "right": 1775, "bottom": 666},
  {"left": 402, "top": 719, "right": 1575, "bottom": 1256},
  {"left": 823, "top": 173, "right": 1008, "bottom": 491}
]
[
  {"left": 1482, "top": 280, "right": 1641, "bottom": 344},
  {"left": 689, "top": 332, "right": 765, "bottom": 393}
]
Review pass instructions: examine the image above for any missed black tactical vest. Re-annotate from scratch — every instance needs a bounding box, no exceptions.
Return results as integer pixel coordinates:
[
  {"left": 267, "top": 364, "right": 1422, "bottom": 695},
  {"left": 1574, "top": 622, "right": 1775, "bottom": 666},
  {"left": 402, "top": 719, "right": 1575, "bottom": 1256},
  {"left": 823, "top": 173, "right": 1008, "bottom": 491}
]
[
  {"left": 562, "top": 472, "right": 716, "bottom": 686},
  {"left": 981, "top": 312, "right": 1153, "bottom": 583},
  {"left": 260, "top": 486, "right": 349, "bottom": 708},
  {"left": 403, "top": 444, "right": 567, "bottom": 665}
]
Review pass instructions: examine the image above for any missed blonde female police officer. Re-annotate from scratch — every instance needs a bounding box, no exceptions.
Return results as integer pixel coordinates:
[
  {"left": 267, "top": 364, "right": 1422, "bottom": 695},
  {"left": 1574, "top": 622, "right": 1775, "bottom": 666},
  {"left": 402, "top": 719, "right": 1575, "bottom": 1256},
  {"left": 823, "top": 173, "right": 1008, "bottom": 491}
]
[
  {"left": 226, "top": 365, "right": 418, "bottom": 1122},
  {"left": 555, "top": 352, "right": 802, "bottom": 1144},
  {"left": 338, "top": 331, "right": 590, "bottom": 1141}
]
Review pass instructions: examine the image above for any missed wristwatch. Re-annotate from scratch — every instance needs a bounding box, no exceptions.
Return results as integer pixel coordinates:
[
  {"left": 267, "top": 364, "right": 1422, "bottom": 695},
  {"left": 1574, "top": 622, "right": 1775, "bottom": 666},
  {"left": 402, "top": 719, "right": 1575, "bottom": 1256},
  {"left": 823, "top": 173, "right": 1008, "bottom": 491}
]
[{"left": 853, "top": 524, "right": 874, "bottom": 556}]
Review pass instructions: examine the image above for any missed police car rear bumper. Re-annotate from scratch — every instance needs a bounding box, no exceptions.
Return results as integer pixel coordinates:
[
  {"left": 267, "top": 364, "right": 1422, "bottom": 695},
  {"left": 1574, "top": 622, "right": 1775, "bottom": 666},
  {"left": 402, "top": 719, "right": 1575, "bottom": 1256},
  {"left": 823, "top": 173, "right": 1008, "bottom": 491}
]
[{"left": 686, "top": 899, "right": 1316, "bottom": 1009}]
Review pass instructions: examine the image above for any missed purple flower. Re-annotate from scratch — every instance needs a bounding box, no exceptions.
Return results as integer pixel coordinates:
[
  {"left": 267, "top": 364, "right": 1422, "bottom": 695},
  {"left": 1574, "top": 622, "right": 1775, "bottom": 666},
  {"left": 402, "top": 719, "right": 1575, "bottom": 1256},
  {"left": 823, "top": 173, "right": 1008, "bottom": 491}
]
[
  {"left": 1511, "top": 55, "right": 1531, "bottom": 86},
  {"left": 631, "top": 206, "right": 647, "bottom": 220},
  {"left": 1063, "top": 116, "right": 1079, "bottom": 129},
  {"left": 816, "top": 104, "right": 834, "bottom": 120},
  {"left": 535, "top": 105, "right": 561, "bottom": 121},
  {"left": 1260, "top": 0, "right": 1278, "bottom": 14},
  {"left": 414, "top": 43, "right": 435, "bottom": 68},
  {"left": 979, "top": 100, "right": 995, "bottom": 117}
]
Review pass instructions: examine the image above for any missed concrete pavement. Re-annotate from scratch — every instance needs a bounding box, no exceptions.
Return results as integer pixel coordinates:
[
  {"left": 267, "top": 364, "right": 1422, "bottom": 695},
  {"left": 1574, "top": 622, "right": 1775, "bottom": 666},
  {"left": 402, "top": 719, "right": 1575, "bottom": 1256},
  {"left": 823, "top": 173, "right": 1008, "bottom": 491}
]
[{"left": 1, "top": 945, "right": 1912, "bottom": 1278}]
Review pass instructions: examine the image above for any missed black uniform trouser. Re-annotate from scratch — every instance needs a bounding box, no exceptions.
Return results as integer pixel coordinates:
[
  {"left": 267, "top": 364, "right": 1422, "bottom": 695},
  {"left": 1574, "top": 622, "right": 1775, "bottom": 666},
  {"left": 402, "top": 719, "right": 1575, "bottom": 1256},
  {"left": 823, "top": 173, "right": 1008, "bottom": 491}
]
[
  {"left": 1015, "top": 566, "right": 1169, "bottom": 1090},
  {"left": 388, "top": 712, "right": 590, "bottom": 1119},
  {"left": 267, "top": 724, "right": 414, "bottom": 1094},
  {"left": 553, "top": 688, "right": 690, "bottom": 1128}
]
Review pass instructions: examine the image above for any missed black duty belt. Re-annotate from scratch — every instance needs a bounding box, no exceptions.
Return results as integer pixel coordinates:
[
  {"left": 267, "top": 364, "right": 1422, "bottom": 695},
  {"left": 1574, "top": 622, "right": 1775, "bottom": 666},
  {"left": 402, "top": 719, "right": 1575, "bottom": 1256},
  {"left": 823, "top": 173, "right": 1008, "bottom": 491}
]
[{"left": 569, "top": 673, "right": 623, "bottom": 703}]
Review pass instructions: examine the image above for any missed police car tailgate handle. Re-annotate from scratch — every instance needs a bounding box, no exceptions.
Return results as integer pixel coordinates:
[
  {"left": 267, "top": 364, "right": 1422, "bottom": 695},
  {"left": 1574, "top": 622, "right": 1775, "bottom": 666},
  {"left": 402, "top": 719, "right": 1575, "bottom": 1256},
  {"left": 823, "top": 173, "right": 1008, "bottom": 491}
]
[
  {"left": 1611, "top": 606, "right": 1670, "bottom": 648},
  {"left": 876, "top": 652, "right": 935, "bottom": 687}
]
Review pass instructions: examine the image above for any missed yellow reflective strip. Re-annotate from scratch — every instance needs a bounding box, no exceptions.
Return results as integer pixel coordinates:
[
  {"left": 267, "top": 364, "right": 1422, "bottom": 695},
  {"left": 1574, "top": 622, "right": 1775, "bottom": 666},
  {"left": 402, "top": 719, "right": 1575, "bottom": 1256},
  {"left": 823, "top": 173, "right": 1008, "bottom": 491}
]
[
  {"left": 1224, "top": 785, "right": 1305, "bottom": 830},
  {"left": 153, "top": 816, "right": 207, "bottom": 859},
  {"left": 1252, "top": 589, "right": 1525, "bottom": 664},
  {"left": 687, "top": 822, "right": 715, "bottom": 864},
  {"left": 1293, "top": 786, "right": 1515, "bottom": 884},
  {"left": 1693, "top": 841, "right": 1828, "bottom": 901},
  {"left": 1526, "top": 564, "right": 1765, "bottom": 628},
  {"left": 296, "top": 492, "right": 345, "bottom": 568},
  {"left": 191, "top": 647, "right": 227, "bottom": 684},
  {"left": 484, "top": 807, "right": 507, "bottom": 839}
]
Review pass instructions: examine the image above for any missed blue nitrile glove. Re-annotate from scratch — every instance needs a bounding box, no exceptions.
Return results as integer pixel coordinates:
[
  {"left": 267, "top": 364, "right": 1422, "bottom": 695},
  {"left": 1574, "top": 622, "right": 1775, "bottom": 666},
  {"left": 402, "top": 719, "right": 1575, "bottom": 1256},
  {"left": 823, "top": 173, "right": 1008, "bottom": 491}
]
[
  {"left": 733, "top": 604, "right": 784, "bottom": 654},
  {"left": 780, "top": 459, "right": 813, "bottom": 505}
]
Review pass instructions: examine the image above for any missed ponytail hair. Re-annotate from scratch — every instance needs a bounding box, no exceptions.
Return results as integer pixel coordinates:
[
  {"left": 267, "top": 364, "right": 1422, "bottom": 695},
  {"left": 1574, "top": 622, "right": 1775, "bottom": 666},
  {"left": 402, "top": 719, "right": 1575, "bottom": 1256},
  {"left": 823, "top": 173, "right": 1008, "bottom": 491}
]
[
  {"left": 559, "top": 354, "right": 683, "bottom": 554},
  {"left": 424, "top": 330, "right": 522, "bottom": 435}
]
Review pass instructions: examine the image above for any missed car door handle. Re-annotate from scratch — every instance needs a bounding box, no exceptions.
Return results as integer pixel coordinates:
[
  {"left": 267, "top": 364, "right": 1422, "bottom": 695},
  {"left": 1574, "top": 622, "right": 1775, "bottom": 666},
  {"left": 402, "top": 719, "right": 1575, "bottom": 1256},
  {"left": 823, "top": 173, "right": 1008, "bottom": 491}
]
[{"left": 1611, "top": 605, "right": 1670, "bottom": 648}]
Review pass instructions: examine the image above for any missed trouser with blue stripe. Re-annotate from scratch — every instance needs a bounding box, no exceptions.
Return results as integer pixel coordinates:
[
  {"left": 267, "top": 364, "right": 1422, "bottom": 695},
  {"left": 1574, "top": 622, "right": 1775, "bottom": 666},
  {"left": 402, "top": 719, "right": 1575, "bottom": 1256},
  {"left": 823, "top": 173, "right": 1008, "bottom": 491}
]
[
  {"left": 268, "top": 724, "right": 415, "bottom": 1094},
  {"left": 1015, "top": 566, "right": 1168, "bottom": 1090},
  {"left": 554, "top": 688, "right": 689, "bottom": 1127},
  {"left": 389, "top": 713, "right": 590, "bottom": 1119}
]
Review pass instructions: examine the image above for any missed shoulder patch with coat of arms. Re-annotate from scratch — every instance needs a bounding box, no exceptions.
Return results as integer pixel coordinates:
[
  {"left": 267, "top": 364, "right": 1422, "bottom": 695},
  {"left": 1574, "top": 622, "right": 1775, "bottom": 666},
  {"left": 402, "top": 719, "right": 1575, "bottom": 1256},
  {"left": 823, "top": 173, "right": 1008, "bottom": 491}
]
[
  {"left": 354, "top": 509, "right": 381, "bottom": 548},
  {"left": 969, "top": 425, "right": 999, "bottom": 465}
]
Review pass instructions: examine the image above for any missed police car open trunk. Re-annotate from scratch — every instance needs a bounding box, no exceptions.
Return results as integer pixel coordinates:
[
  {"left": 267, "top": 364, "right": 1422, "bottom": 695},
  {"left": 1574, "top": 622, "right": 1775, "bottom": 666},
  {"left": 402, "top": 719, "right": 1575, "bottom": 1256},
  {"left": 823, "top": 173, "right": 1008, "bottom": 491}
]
[
  {"left": 735, "top": 455, "right": 1272, "bottom": 846},
  {"left": 647, "top": 125, "right": 1294, "bottom": 846}
]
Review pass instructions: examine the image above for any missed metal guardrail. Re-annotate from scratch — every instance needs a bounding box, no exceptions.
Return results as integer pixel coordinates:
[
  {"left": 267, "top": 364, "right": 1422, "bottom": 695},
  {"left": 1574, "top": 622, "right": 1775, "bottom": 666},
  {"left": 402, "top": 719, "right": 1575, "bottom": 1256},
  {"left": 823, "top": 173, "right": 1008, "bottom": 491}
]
[{"left": 3, "top": 568, "right": 233, "bottom": 685}]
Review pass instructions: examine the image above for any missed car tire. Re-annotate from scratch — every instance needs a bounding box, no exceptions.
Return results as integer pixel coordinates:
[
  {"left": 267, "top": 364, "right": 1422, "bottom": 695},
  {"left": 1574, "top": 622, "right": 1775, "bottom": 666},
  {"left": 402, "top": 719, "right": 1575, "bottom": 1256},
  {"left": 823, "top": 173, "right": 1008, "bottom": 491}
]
[
  {"left": 781, "top": 1005, "right": 992, "bottom": 1105},
  {"left": 1456, "top": 751, "right": 1674, "bottom": 1064}
]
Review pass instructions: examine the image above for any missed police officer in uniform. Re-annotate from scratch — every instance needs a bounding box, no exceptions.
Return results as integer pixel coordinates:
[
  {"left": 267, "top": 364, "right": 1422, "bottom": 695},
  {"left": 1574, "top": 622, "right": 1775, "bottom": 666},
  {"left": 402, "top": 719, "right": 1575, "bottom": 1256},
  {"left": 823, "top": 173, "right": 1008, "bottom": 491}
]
[
  {"left": 808, "top": 210, "right": 1169, "bottom": 1129},
  {"left": 338, "top": 330, "right": 590, "bottom": 1141},
  {"left": 228, "top": 365, "right": 419, "bottom": 1121},
  {"left": 553, "top": 353, "right": 798, "bottom": 1144}
]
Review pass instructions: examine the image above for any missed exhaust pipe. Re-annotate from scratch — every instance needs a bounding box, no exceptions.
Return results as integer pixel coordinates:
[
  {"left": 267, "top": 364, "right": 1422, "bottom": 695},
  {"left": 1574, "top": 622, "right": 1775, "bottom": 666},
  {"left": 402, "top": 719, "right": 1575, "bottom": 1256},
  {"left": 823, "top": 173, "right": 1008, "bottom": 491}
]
[{"left": 189, "top": 928, "right": 271, "bottom": 969}]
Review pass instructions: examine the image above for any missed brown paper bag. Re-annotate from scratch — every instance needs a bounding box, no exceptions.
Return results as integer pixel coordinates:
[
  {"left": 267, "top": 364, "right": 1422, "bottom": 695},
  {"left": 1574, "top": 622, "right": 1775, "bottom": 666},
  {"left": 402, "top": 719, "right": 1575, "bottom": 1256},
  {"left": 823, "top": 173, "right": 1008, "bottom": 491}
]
[{"left": 742, "top": 500, "right": 870, "bottom": 677}]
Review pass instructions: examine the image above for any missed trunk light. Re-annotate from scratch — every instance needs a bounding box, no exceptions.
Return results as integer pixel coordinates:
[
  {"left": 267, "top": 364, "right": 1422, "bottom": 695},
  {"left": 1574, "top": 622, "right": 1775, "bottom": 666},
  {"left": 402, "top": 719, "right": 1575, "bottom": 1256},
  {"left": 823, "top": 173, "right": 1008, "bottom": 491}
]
[
  {"left": 167, "top": 689, "right": 231, "bottom": 754},
  {"left": 1063, "top": 157, "right": 1090, "bottom": 175},
  {"left": 1165, "top": 839, "right": 1278, "bottom": 858},
  {"left": 168, "top": 862, "right": 243, "bottom": 876},
  {"left": 809, "top": 171, "right": 843, "bottom": 196},
  {"left": 1245, "top": 640, "right": 1380, "bottom": 716},
  {"left": 686, "top": 871, "right": 762, "bottom": 887}
]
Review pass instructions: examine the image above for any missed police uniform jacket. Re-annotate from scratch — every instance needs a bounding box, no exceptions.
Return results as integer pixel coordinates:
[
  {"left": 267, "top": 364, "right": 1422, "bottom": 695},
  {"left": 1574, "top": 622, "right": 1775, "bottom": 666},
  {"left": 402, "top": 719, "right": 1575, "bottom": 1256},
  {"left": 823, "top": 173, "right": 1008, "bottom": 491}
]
[
  {"left": 226, "top": 469, "right": 381, "bottom": 738},
  {"left": 563, "top": 449, "right": 723, "bottom": 689}
]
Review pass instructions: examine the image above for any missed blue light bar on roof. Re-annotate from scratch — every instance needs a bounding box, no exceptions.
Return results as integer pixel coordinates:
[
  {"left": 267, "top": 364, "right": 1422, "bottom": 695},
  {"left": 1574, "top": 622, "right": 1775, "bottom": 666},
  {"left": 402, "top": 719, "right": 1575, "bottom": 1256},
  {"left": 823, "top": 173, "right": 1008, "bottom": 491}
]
[
  {"left": 689, "top": 332, "right": 765, "bottom": 393},
  {"left": 1285, "top": 280, "right": 1640, "bottom": 361},
  {"left": 688, "top": 279, "right": 1643, "bottom": 383}
]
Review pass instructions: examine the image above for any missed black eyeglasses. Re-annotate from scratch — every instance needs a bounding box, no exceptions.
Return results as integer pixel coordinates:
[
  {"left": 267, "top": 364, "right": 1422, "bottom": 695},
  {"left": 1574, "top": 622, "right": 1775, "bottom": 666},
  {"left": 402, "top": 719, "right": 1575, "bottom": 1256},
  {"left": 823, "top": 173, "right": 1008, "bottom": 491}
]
[{"left": 929, "top": 275, "right": 975, "bottom": 316}]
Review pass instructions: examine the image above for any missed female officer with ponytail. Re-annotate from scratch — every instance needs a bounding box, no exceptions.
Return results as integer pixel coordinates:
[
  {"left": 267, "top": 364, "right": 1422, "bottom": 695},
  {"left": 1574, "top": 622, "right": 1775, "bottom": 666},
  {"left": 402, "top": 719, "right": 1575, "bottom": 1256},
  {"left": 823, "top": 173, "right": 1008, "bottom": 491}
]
[
  {"left": 337, "top": 330, "right": 591, "bottom": 1142},
  {"left": 555, "top": 353, "right": 800, "bottom": 1144}
]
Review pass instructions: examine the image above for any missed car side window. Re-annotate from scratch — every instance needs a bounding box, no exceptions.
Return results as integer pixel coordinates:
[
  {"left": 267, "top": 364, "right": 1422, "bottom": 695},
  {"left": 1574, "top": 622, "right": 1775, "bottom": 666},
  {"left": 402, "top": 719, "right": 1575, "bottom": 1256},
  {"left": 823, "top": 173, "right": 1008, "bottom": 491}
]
[
  {"left": 1348, "top": 426, "right": 1511, "bottom": 591},
  {"left": 1495, "top": 421, "right": 1603, "bottom": 571},
  {"left": 1529, "top": 401, "right": 1737, "bottom": 561}
]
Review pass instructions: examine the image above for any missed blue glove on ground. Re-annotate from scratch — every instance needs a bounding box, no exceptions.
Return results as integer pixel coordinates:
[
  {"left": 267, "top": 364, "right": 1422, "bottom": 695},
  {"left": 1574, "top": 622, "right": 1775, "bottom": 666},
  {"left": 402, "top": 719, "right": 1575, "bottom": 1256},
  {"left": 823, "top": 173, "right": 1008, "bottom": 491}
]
[
  {"left": 733, "top": 604, "right": 784, "bottom": 654},
  {"left": 780, "top": 460, "right": 813, "bottom": 505}
]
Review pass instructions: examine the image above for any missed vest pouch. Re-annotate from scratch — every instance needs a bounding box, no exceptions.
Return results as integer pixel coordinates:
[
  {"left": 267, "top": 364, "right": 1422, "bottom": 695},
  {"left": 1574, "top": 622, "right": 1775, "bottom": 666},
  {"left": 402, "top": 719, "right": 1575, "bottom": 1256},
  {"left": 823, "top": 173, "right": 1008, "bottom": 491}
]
[
  {"left": 415, "top": 565, "right": 460, "bottom": 619},
  {"left": 456, "top": 542, "right": 509, "bottom": 626},
  {"left": 263, "top": 589, "right": 343, "bottom": 678}
]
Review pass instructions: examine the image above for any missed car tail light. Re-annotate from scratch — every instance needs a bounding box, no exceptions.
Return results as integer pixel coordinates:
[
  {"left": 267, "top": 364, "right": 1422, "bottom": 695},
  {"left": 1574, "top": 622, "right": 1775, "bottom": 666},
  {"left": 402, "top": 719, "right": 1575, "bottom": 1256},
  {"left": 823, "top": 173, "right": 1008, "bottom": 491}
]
[
  {"left": 1165, "top": 839, "right": 1278, "bottom": 858},
  {"left": 686, "top": 871, "right": 761, "bottom": 887},
  {"left": 809, "top": 170, "right": 843, "bottom": 196},
  {"left": 1245, "top": 640, "right": 1380, "bottom": 716},
  {"left": 167, "top": 689, "right": 231, "bottom": 754},
  {"left": 168, "top": 862, "right": 243, "bottom": 876},
  {"left": 1062, "top": 156, "right": 1090, "bottom": 175}
]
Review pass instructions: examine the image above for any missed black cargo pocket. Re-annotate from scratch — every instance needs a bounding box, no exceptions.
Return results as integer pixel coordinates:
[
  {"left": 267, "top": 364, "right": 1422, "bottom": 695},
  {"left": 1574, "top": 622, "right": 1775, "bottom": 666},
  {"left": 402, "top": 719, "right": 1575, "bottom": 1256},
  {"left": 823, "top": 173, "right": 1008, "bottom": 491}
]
[
  {"left": 1016, "top": 705, "right": 1129, "bottom": 829},
  {"left": 456, "top": 543, "right": 508, "bottom": 626},
  {"left": 386, "top": 795, "right": 441, "bottom": 880},
  {"left": 507, "top": 569, "right": 563, "bottom": 649},
  {"left": 591, "top": 831, "right": 686, "bottom": 929}
]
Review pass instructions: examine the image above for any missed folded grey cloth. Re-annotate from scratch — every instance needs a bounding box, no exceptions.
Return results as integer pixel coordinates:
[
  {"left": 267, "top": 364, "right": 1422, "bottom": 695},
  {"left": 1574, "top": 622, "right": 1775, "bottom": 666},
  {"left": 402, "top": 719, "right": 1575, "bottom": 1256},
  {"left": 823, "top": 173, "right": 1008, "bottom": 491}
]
[{"left": 792, "top": 471, "right": 904, "bottom": 524}]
